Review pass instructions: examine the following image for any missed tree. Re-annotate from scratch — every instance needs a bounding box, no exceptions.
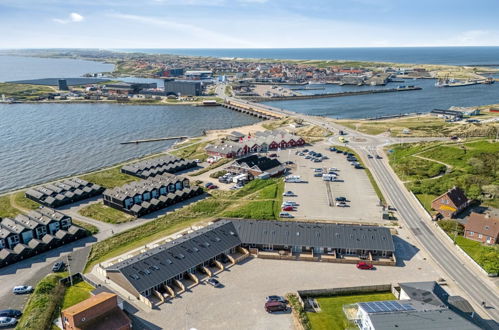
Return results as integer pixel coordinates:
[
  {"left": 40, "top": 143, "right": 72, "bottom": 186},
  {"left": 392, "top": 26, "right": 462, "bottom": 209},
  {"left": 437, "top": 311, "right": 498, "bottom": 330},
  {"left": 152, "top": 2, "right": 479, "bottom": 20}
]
[{"left": 467, "top": 184, "right": 482, "bottom": 200}]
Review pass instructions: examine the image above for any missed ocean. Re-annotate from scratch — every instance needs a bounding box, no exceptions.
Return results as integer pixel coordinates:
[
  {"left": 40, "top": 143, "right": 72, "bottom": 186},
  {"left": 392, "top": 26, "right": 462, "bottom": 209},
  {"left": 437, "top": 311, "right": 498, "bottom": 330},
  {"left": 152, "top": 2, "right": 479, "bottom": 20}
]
[
  {"left": 119, "top": 47, "right": 499, "bottom": 66},
  {"left": 0, "top": 104, "right": 259, "bottom": 193}
]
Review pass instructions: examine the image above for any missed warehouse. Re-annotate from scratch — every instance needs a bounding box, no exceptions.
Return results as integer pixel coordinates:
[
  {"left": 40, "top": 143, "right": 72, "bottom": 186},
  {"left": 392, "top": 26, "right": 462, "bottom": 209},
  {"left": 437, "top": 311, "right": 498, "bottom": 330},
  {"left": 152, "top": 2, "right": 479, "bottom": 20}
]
[
  {"left": 164, "top": 80, "right": 202, "bottom": 96},
  {"left": 104, "top": 219, "right": 395, "bottom": 302},
  {"left": 103, "top": 174, "right": 203, "bottom": 217},
  {"left": 121, "top": 155, "right": 197, "bottom": 179}
]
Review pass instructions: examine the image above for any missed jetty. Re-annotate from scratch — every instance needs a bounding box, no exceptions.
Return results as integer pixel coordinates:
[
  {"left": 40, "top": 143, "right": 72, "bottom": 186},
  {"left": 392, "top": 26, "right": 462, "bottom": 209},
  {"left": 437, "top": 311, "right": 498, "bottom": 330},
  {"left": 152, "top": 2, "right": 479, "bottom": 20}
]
[
  {"left": 243, "top": 86, "right": 422, "bottom": 102},
  {"left": 222, "top": 99, "right": 285, "bottom": 120},
  {"left": 121, "top": 136, "right": 188, "bottom": 145}
]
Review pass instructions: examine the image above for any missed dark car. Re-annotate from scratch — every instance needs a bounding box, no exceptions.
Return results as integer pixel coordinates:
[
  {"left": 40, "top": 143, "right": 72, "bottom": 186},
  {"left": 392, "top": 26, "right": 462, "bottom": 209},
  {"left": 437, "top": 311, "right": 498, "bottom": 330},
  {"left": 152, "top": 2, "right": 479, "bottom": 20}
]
[
  {"left": 265, "top": 301, "right": 288, "bottom": 313},
  {"left": 207, "top": 185, "right": 218, "bottom": 189},
  {"left": 268, "top": 153, "right": 277, "bottom": 158},
  {"left": 330, "top": 147, "right": 336, "bottom": 151},
  {"left": 342, "top": 151, "right": 348, "bottom": 155},
  {"left": 367, "top": 154, "right": 373, "bottom": 159},
  {"left": 0, "top": 310, "right": 21, "bottom": 318},
  {"left": 52, "top": 261, "right": 65, "bottom": 272},
  {"left": 376, "top": 155, "right": 383, "bottom": 159},
  {"left": 335, "top": 197, "right": 347, "bottom": 202},
  {"left": 354, "top": 164, "right": 364, "bottom": 169},
  {"left": 205, "top": 182, "right": 214, "bottom": 188},
  {"left": 220, "top": 254, "right": 230, "bottom": 263},
  {"left": 303, "top": 149, "right": 309, "bottom": 153},
  {"left": 336, "top": 149, "right": 343, "bottom": 153}
]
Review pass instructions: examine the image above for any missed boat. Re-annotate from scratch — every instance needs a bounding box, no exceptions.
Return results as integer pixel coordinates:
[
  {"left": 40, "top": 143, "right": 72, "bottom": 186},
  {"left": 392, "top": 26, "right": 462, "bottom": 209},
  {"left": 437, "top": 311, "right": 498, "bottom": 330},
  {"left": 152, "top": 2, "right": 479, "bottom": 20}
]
[{"left": 435, "top": 76, "right": 478, "bottom": 88}]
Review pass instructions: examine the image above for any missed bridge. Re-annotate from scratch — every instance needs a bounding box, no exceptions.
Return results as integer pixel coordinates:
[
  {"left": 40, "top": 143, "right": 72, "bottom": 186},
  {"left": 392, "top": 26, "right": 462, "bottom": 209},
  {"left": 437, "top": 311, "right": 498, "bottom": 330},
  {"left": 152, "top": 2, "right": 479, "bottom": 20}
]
[{"left": 222, "top": 98, "right": 287, "bottom": 120}]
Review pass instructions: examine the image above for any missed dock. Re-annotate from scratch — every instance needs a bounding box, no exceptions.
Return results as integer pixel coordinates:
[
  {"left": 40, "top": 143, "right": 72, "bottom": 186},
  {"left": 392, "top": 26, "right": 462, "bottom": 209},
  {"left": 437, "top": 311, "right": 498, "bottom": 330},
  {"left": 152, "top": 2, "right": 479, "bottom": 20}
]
[{"left": 121, "top": 136, "right": 188, "bottom": 145}]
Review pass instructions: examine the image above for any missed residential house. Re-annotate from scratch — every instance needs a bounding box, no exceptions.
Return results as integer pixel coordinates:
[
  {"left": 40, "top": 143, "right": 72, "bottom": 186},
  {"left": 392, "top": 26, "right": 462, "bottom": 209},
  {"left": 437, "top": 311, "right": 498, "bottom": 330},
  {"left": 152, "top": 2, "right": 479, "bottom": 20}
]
[
  {"left": 464, "top": 212, "right": 499, "bottom": 245},
  {"left": 228, "top": 155, "right": 285, "bottom": 177},
  {"left": 431, "top": 186, "right": 470, "bottom": 218}
]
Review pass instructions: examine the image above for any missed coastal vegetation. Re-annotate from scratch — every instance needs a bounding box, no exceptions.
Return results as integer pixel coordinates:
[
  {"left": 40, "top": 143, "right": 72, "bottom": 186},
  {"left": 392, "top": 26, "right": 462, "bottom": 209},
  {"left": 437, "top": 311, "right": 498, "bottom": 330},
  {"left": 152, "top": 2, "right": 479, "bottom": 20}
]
[
  {"left": 388, "top": 139, "right": 499, "bottom": 209},
  {"left": 16, "top": 273, "right": 66, "bottom": 330},
  {"left": 190, "top": 159, "right": 231, "bottom": 177},
  {"left": 170, "top": 139, "right": 214, "bottom": 161},
  {"left": 80, "top": 166, "right": 140, "bottom": 188},
  {"left": 79, "top": 202, "right": 134, "bottom": 224},
  {"left": 0, "top": 82, "right": 55, "bottom": 100}
]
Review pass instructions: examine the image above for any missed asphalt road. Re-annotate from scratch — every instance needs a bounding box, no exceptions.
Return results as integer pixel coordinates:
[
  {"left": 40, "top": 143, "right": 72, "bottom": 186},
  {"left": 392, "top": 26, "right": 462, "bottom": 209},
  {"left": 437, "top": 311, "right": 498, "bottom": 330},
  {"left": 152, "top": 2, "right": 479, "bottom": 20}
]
[{"left": 231, "top": 96, "right": 499, "bottom": 324}]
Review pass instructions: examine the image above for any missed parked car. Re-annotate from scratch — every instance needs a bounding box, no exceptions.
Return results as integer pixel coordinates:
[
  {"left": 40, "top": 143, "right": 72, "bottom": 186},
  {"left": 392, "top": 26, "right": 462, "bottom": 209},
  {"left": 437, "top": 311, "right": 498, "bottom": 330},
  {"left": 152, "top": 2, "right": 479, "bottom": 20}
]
[
  {"left": 314, "top": 173, "right": 322, "bottom": 177},
  {"left": 282, "top": 206, "right": 294, "bottom": 211},
  {"left": 0, "top": 310, "right": 21, "bottom": 319},
  {"left": 354, "top": 164, "right": 364, "bottom": 169},
  {"left": 52, "top": 261, "right": 65, "bottom": 272},
  {"left": 336, "top": 202, "right": 348, "bottom": 207},
  {"left": 0, "top": 317, "right": 17, "bottom": 328},
  {"left": 342, "top": 151, "right": 348, "bottom": 155},
  {"left": 282, "top": 201, "right": 298, "bottom": 206},
  {"left": 266, "top": 295, "right": 287, "bottom": 303},
  {"left": 207, "top": 185, "right": 218, "bottom": 189},
  {"left": 220, "top": 254, "right": 230, "bottom": 264},
  {"left": 12, "top": 286, "right": 33, "bottom": 295},
  {"left": 367, "top": 154, "right": 373, "bottom": 159},
  {"left": 328, "top": 168, "right": 339, "bottom": 172},
  {"left": 207, "top": 278, "right": 222, "bottom": 287},
  {"left": 330, "top": 147, "right": 337, "bottom": 151},
  {"left": 298, "top": 152, "right": 305, "bottom": 156},
  {"left": 376, "top": 155, "right": 383, "bottom": 159},
  {"left": 284, "top": 161, "right": 294, "bottom": 165},
  {"left": 313, "top": 159, "right": 322, "bottom": 163},
  {"left": 305, "top": 155, "right": 311, "bottom": 159},
  {"left": 282, "top": 191, "right": 295, "bottom": 197},
  {"left": 356, "top": 262, "right": 374, "bottom": 270},
  {"left": 303, "top": 149, "right": 309, "bottom": 153},
  {"left": 314, "top": 168, "right": 323, "bottom": 172},
  {"left": 279, "top": 212, "right": 294, "bottom": 218},
  {"left": 265, "top": 301, "right": 289, "bottom": 313},
  {"left": 205, "top": 182, "right": 214, "bottom": 188},
  {"left": 268, "top": 153, "right": 277, "bottom": 158},
  {"left": 335, "top": 197, "right": 347, "bottom": 202},
  {"left": 336, "top": 149, "right": 343, "bottom": 153},
  {"left": 339, "top": 130, "right": 345, "bottom": 135}
]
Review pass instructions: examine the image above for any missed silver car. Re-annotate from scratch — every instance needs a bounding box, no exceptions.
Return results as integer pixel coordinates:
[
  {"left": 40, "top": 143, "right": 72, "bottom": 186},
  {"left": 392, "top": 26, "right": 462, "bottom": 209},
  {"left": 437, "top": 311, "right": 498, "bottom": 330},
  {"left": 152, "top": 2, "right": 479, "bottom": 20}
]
[
  {"left": 0, "top": 317, "right": 17, "bottom": 328},
  {"left": 12, "top": 285, "right": 33, "bottom": 295}
]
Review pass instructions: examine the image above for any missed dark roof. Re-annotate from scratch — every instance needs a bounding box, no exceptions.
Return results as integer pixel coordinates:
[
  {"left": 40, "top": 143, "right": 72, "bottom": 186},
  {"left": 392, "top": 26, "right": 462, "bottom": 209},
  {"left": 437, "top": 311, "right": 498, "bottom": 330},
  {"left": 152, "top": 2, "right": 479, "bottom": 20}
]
[
  {"left": 368, "top": 309, "right": 480, "bottom": 330},
  {"left": 107, "top": 220, "right": 241, "bottom": 293},
  {"left": 232, "top": 219, "right": 395, "bottom": 252},
  {"left": 433, "top": 186, "right": 468, "bottom": 208},
  {"left": 107, "top": 219, "right": 394, "bottom": 294},
  {"left": 431, "top": 109, "right": 464, "bottom": 117},
  {"left": 235, "top": 155, "right": 282, "bottom": 172},
  {"left": 399, "top": 282, "right": 448, "bottom": 307}
]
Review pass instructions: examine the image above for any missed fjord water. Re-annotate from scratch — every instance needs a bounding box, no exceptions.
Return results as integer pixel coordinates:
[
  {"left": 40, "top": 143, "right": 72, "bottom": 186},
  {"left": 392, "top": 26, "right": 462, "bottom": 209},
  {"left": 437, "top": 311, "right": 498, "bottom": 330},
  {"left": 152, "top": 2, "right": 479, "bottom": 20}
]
[
  {"left": 263, "top": 79, "right": 499, "bottom": 119},
  {"left": 122, "top": 47, "right": 499, "bottom": 65},
  {"left": 0, "top": 56, "right": 114, "bottom": 82},
  {"left": 0, "top": 104, "right": 259, "bottom": 193}
]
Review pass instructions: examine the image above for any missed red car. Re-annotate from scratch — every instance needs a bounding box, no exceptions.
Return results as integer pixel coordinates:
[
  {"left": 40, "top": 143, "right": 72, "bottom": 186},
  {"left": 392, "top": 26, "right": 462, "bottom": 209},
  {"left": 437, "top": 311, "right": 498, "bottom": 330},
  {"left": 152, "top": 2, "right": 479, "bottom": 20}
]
[
  {"left": 356, "top": 262, "right": 374, "bottom": 270},
  {"left": 208, "top": 185, "right": 218, "bottom": 189},
  {"left": 282, "top": 206, "right": 294, "bottom": 211}
]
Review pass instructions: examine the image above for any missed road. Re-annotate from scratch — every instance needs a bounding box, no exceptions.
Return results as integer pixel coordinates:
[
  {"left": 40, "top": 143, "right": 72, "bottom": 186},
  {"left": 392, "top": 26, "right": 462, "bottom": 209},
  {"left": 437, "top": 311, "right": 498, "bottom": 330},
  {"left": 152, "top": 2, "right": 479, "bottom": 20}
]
[{"left": 233, "top": 92, "right": 499, "bottom": 323}]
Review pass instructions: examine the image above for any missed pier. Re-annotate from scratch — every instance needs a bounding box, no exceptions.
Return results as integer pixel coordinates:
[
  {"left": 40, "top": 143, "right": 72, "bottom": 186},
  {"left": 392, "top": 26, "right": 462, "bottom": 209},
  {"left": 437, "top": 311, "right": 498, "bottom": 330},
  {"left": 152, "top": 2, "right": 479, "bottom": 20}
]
[
  {"left": 121, "top": 136, "right": 188, "bottom": 145},
  {"left": 244, "top": 86, "right": 422, "bottom": 102}
]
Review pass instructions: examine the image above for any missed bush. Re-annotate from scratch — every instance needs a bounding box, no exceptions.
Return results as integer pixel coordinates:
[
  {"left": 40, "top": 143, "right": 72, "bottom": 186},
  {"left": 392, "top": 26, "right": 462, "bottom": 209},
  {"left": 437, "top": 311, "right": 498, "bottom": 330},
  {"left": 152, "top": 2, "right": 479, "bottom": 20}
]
[
  {"left": 286, "top": 293, "right": 311, "bottom": 330},
  {"left": 209, "top": 170, "right": 227, "bottom": 179},
  {"left": 438, "top": 220, "right": 464, "bottom": 236}
]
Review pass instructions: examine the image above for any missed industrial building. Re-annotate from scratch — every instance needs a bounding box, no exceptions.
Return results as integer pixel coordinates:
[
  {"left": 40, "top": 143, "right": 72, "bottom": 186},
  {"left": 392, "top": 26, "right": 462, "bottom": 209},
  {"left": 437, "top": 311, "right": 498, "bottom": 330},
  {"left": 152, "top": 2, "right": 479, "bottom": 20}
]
[
  {"left": 103, "top": 82, "right": 157, "bottom": 95},
  {"left": 121, "top": 155, "right": 197, "bottom": 179},
  {"left": 184, "top": 70, "right": 213, "bottom": 80},
  {"left": 0, "top": 207, "right": 86, "bottom": 267},
  {"left": 164, "top": 79, "right": 202, "bottom": 96},
  {"left": 102, "top": 174, "right": 203, "bottom": 217},
  {"left": 103, "top": 219, "right": 395, "bottom": 303},
  {"left": 25, "top": 178, "right": 104, "bottom": 208}
]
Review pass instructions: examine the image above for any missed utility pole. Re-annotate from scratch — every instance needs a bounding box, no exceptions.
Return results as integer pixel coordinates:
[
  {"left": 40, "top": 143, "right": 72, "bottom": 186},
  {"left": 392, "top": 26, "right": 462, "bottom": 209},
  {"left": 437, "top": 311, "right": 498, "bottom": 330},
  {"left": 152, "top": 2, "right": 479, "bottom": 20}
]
[{"left": 67, "top": 255, "right": 73, "bottom": 286}]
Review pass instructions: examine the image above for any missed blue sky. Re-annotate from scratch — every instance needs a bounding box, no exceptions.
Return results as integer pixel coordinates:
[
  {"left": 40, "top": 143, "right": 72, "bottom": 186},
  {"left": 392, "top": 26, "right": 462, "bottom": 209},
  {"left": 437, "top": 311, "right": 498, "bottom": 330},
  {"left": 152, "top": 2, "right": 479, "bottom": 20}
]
[{"left": 1, "top": 0, "right": 498, "bottom": 48}]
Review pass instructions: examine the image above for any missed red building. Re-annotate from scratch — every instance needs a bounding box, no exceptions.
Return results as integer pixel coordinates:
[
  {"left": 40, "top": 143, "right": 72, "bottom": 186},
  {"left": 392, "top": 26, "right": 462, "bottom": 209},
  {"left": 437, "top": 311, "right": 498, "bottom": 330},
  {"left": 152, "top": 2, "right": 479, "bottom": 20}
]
[
  {"left": 431, "top": 186, "right": 470, "bottom": 219},
  {"left": 464, "top": 212, "right": 499, "bottom": 245}
]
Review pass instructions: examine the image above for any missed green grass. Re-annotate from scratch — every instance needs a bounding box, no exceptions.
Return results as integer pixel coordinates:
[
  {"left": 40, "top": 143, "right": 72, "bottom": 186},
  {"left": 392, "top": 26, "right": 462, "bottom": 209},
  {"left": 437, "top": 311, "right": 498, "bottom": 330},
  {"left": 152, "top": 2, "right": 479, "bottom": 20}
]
[
  {"left": 79, "top": 202, "right": 134, "bottom": 224},
  {"left": 190, "top": 158, "right": 232, "bottom": 177},
  {"left": 12, "top": 191, "right": 41, "bottom": 210},
  {"left": 307, "top": 292, "right": 395, "bottom": 330},
  {"left": 170, "top": 140, "right": 213, "bottom": 161},
  {"left": 388, "top": 139, "right": 498, "bottom": 206},
  {"left": 17, "top": 273, "right": 66, "bottom": 330},
  {"left": 414, "top": 193, "right": 438, "bottom": 213},
  {"left": 455, "top": 236, "right": 499, "bottom": 274},
  {"left": 333, "top": 146, "right": 386, "bottom": 204},
  {"left": 257, "top": 183, "right": 278, "bottom": 199},
  {"left": 0, "top": 82, "right": 55, "bottom": 100},
  {"left": 61, "top": 281, "right": 94, "bottom": 310},
  {"left": 72, "top": 219, "right": 99, "bottom": 235},
  {"left": 173, "top": 138, "right": 202, "bottom": 149},
  {"left": 223, "top": 200, "right": 276, "bottom": 219},
  {"left": 84, "top": 198, "right": 232, "bottom": 272},
  {"left": 232, "top": 178, "right": 282, "bottom": 199},
  {"left": 80, "top": 167, "right": 139, "bottom": 188},
  {"left": 0, "top": 195, "right": 20, "bottom": 218}
]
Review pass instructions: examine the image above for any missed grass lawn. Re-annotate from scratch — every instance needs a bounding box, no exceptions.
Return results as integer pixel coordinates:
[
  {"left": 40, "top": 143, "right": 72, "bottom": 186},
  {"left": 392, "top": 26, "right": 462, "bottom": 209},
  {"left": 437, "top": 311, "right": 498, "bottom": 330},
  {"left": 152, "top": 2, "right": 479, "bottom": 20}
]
[
  {"left": 455, "top": 236, "right": 499, "bottom": 274},
  {"left": 61, "top": 281, "right": 94, "bottom": 310},
  {"left": 190, "top": 158, "right": 232, "bottom": 177},
  {"left": 72, "top": 219, "right": 99, "bottom": 234},
  {"left": 223, "top": 200, "right": 276, "bottom": 220},
  {"left": 414, "top": 193, "right": 438, "bottom": 213},
  {"left": 12, "top": 191, "right": 41, "bottom": 210},
  {"left": 308, "top": 292, "right": 395, "bottom": 330},
  {"left": 80, "top": 167, "right": 139, "bottom": 188},
  {"left": 170, "top": 140, "right": 213, "bottom": 161},
  {"left": 0, "top": 82, "right": 55, "bottom": 100},
  {"left": 79, "top": 202, "right": 134, "bottom": 224},
  {"left": 17, "top": 273, "right": 66, "bottom": 330},
  {"left": 0, "top": 195, "right": 19, "bottom": 218}
]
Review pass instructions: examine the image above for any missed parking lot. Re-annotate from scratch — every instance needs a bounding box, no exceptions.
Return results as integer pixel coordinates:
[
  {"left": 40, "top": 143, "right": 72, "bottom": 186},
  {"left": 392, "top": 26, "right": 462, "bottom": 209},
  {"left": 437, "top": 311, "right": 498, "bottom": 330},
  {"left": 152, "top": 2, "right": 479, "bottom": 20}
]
[
  {"left": 130, "top": 236, "right": 442, "bottom": 330},
  {"left": 282, "top": 145, "right": 384, "bottom": 223}
]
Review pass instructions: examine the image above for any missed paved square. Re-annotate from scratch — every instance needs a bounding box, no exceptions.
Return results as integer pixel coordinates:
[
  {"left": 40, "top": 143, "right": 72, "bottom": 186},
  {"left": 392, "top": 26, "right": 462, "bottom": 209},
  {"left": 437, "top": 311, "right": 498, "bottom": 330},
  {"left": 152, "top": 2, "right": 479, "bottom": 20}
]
[{"left": 282, "top": 145, "right": 384, "bottom": 223}]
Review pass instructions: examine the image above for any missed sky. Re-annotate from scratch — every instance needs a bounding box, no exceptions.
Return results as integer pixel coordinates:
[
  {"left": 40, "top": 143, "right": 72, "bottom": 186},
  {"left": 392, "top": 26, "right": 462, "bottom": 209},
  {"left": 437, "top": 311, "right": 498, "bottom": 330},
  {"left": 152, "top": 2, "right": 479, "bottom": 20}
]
[{"left": 1, "top": 0, "right": 498, "bottom": 48}]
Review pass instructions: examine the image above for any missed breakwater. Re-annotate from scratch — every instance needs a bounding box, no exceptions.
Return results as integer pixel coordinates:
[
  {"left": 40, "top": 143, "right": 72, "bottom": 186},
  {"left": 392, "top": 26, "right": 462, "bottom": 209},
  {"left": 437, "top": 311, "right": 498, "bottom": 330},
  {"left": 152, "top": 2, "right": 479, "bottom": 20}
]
[{"left": 245, "top": 87, "right": 422, "bottom": 102}]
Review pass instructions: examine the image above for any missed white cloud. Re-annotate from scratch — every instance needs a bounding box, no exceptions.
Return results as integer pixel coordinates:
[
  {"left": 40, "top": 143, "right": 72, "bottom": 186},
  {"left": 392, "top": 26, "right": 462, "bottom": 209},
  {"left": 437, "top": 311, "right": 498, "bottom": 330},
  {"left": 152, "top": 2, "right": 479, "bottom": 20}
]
[{"left": 53, "top": 12, "right": 84, "bottom": 24}]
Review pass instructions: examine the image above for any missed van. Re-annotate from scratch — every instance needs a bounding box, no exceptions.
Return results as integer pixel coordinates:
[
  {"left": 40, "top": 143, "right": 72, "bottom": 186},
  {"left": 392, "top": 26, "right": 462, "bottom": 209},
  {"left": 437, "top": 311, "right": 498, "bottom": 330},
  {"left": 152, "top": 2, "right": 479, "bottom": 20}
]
[{"left": 265, "top": 301, "right": 288, "bottom": 313}]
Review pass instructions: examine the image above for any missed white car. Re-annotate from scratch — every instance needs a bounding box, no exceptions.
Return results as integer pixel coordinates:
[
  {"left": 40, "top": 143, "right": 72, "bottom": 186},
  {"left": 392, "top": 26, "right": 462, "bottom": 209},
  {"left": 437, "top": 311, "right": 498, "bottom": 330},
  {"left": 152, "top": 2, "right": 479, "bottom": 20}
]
[
  {"left": 282, "top": 191, "right": 296, "bottom": 197},
  {"left": 0, "top": 317, "right": 17, "bottom": 328},
  {"left": 336, "top": 202, "right": 348, "bottom": 207},
  {"left": 283, "top": 201, "right": 298, "bottom": 206},
  {"left": 279, "top": 212, "right": 294, "bottom": 218},
  {"left": 12, "top": 285, "right": 33, "bottom": 295}
]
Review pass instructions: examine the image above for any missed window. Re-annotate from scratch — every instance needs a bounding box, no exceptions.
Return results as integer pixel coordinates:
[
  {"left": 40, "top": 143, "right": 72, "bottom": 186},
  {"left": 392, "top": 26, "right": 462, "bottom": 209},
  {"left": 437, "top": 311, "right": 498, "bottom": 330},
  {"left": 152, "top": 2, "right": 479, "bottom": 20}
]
[
  {"left": 469, "top": 231, "right": 474, "bottom": 236},
  {"left": 478, "top": 234, "right": 483, "bottom": 239}
]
